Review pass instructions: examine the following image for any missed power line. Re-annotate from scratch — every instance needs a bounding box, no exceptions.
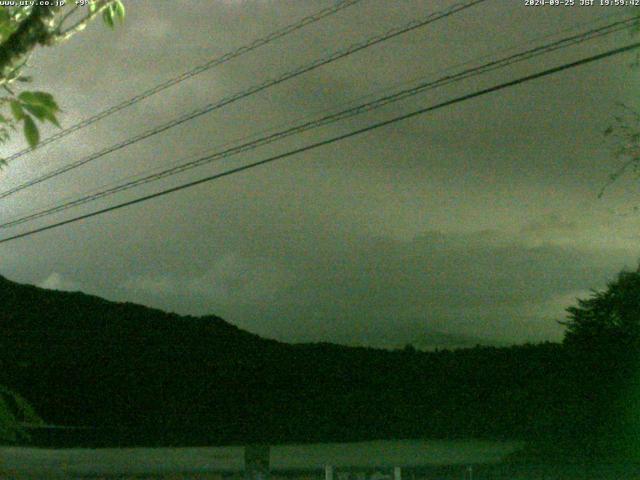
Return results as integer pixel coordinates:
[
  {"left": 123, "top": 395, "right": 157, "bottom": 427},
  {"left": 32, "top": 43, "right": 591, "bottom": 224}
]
[
  {"left": 0, "top": 0, "right": 487, "bottom": 200},
  {"left": 1, "top": 40, "right": 638, "bottom": 245},
  {"left": 1, "top": 14, "right": 635, "bottom": 230},
  {"left": 2, "top": 0, "right": 363, "bottom": 165},
  {"left": 6, "top": 8, "right": 624, "bottom": 223}
]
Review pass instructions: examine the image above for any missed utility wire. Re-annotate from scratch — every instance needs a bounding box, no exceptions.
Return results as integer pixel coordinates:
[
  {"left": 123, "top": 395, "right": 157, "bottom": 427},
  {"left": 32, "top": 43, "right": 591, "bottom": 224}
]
[
  {"left": 1, "top": 41, "right": 638, "bottom": 245},
  {"left": 1, "top": 0, "right": 363, "bottom": 164},
  {"left": 1, "top": 15, "right": 635, "bottom": 230},
  {"left": 0, "top": 0, "right": 487, "bottom": 200},
  {"left": 11, "top": 8, "right": 626, "bottom": 219}
]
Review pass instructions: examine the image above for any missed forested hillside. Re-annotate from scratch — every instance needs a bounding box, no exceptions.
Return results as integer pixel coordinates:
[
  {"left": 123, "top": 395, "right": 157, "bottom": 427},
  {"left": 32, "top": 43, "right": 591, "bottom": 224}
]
[{"left": 0, "top": 274, "right": 633, "bottom": 459}]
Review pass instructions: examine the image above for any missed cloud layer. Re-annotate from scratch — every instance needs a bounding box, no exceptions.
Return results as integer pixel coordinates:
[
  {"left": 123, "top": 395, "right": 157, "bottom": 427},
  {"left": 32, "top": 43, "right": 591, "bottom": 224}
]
[{"left": 0, "top": 0, "right": 638, "bottom": 347}]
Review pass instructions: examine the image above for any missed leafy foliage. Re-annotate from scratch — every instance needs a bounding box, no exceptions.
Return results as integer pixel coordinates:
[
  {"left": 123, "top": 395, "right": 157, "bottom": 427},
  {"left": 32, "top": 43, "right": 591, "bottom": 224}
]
[
  {"left": 0, "top": 1, "right": 125, "bottom": 162},
  {"left": 0, "top": 7, "right": 33, "bottom": 44},
  {"left": 562, "top": 266, "right": 640, "bottom": 348},
  {"left": 555, "top": 267, "right": 640, "bottom": 460},
  {"left": 0, "top": 385, "right": 44, "bottom": 442},
  {"left": 100, "top": 0, "right": 126, "bottom": 29},
  {"left": 3, "top": 90, "right": 60, "bottom": 150}
]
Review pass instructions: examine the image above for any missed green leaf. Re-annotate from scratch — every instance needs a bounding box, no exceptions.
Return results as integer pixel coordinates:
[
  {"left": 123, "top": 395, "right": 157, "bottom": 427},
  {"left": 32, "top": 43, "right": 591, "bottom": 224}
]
[
  {"left": 18, "top": 91, "right": 59, "bottom": 112},
  {"left": 21, "top": 103, "right": 47, "bottom": 121},
  {"left": 114, "top": 0, "right": 126, "bottom": 22},
  {"left": 0, "top": 9, "right": 10, "bottom": 25},
  {"left": 103, "top": 8, "right": 115, "bottom": 28},
  {"left": 10, "top": 100, "right": 24, "bottom": 121},
  {"left": 21, "top": 103, "right": 60, "bottom": 127},
  {"left": 46, "top": 111, "right": 60, "bottom": 128},
  {"left": 23, "top": 116, "right": 39, "bottom": 148},
  {"left": 0, "top": 10, "right": 13, "bottom": 43}
]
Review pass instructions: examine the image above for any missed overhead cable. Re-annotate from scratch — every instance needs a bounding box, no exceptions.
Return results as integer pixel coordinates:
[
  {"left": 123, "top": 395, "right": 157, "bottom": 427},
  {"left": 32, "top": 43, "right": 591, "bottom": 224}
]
[
  {"left": 1, "top": 40, "right": 638, "bottom": 244},
  {"left": 1, "top": 15, "right": 635, "bottom": 230},
  {"left": 2, "top": 0, "right": 364, "bottom": 164},
  {"left": 0, "top": 0, "right": 487, "bottom": 200}
]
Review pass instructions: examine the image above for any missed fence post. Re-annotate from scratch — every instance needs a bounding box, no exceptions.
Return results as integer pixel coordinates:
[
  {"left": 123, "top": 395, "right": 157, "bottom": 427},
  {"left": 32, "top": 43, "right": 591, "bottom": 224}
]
[
  {"left": 394, "top": 466, "right": 401, "bottom": 480},
  {"left": 325, "top": 465, "right": 334, "bottom": 480},
  {"left": 244, "top": 444, "right": 270, "bottom": 480}
]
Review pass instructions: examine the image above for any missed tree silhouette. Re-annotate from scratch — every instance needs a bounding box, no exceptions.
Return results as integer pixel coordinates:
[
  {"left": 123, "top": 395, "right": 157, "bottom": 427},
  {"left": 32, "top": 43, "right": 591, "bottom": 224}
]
[
  {"left": 561, "top": 266, "right": 640, "bottom": 350},
  {"left": 558, "top": 265, "right": 640, "bottom": 460}
]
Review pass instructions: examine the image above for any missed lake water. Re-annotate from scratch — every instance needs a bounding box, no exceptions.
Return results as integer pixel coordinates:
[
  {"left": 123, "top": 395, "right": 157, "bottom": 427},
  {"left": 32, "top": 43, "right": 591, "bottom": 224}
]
[{"left": 0, "top": 439, "right": 522, "bottom": 477}]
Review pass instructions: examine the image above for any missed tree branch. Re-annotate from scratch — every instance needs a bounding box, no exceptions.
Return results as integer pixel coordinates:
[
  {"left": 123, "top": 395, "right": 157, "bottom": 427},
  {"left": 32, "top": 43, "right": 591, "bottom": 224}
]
[
  {"left": 53, "top": 4, "right": 81, "bottom": 34},
  {"left": 54, "top": 0, "right": 116, "bottom": 43},
  {"left": 0, "top": 2, "right": 117, "bottom": 85},
  {"left": 0, "top": 6, "right": 61, "bottom": 84}
]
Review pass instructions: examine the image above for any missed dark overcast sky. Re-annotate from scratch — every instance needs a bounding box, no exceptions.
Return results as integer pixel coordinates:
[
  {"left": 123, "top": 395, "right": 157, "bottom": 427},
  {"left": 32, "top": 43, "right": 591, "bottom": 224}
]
[{"left": 1, "top": 0, "right": 639, "bottom": 348}]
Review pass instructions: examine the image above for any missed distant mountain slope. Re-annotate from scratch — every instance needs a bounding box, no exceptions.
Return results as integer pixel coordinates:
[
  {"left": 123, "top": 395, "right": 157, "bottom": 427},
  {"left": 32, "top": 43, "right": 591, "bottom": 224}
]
[
  {"left": 0, "top": 274, "right": 573, "bottom": 447},
  {"left": 0, "top": 274, "right": 263, "bottom": 342}
]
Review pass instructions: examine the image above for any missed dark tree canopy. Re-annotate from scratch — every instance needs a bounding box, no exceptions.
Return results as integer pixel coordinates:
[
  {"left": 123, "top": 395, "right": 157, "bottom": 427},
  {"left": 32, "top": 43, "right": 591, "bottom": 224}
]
[{"left": 562, "top": 266, "right": 640, "bottom": 350}]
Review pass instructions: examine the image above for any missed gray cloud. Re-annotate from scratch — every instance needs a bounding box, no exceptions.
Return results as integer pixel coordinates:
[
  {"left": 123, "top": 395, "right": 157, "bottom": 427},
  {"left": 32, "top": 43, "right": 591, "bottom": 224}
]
[
  {"left": 28, "top": 226, "right": 632, "bottom": 347},
  {"left": 0, "top": 0, "right": 639, "bottom": 348}
]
